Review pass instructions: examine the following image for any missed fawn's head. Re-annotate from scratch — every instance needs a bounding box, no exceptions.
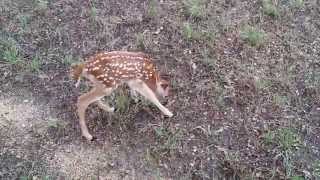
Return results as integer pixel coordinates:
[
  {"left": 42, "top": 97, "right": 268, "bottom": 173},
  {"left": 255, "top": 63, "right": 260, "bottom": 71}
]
[
  {"left": 70, "top": 63, "right": 84, "bottom": 80},
  {"left": 154, "top": 73, "right": 170, "bottom": 98}
]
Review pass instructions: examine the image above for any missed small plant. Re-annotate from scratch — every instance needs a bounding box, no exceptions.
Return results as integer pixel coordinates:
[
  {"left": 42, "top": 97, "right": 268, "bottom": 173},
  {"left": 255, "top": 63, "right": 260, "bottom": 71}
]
[
  {"left": 183, "top": 0, "right": 206, "bottom": 19},
  {"left": 3, "top": 46, "right": 20, "bottom": 64},
  {"left": 154, "top": 126, "right": 183, "bottom": 153},
  {"left": 63, "top": 54, "right": 75, "bottom": 65},
  {"left": 290, "top": 0, "right": 304, "bottom": 8},
  {"left": 272, "top": 94, "right": 288, "bottom": 106},
  {"left": 255, "top": 78, "right": 272, "bottom": 90},
  {"left": 136, "top": 33, "right": 146, "bottom": 50},
  {"left": 262, "top": 0, "right": 279, "bottom": 17},
  {"left": 90, "top": 6, "right": 97, "bottom": 19},
  {"left": 240, "top": 26, "right": 265, "bottom": 46},
  {"left": 182, "top": 22, "right": 194, "bottom": 40},
  {"left": 263, "top": 130, "right": 275, "bottom": 144},
  {"left": 200, "top": 48, "right": 215, "bottom": 67},
  {"left": 2, "top": 38, "right": 22, "bottom": 65},
  {"left": 146, "top": 0, "right": 157, "bottom": 18},
  {"left": 277, "top": 128, "right": 300, "bottom": 152},
  {"left": 115, "top": 89, "right": 130, "bottom": 113},
  {"left": 17, "top": 14, "right": 29, "bottom": 29},
  {"left": 29, "top": 54, "right": 41, "bottom": 72},
  {"left": 313, "top": 161, "right": 320, "bottom": 179},
  {"left": 36, "top": 0, "right": 48, "bottom": 10},
  {"left": 263, "top": 128, "right": 301, "bottom": 177}
]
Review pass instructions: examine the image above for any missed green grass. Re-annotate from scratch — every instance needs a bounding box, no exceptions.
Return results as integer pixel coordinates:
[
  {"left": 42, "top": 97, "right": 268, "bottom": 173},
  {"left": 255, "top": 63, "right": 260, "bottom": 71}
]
[
  {"left": 17, "top": 14, "right": 29, "bottom": 29},
  {"left": 262, "top": 0, "right": 279, "bottom": 17},
  {"left": 90, "top": 6, "right": 97, "bottom": 19},
  {"left": 272, "top": 94, "right": 288, "bottom": 106},
  {"left": 182, "top": 22, "right": 194, "bottom": 40},
  {"left": 277, "top": 128, "right": 300, "bottom": 152},
  {"left": 154, "top": 126, "right": 183, "bottom": 154},
  {"left": 240, "top": 26, "right": 265, "bottom": 46},
  {"left": 255, "top": 78, "right": 272, "bottom": 90},
  {"left": 200, "top": 48, "right": 215, "bottom": 67},
  {"left": 263, "top": 128, "right": 301, "bottom": 178},
  {"left": 146, "top": 0, "right": 157, "bottom": 18},
  {"left": 136, "top": 33, "right": 146, "bottom": 50},
  {"left": 3, "top": 45, "right": 20, "bottom": 64},
  {"left": 35, "top": 0, "right": 48, "bottom": 10},
  {"left": 183, "top": 0, "right": 206, "bottom": 19},
  {"left": 313, "top": 161, "right": 320, "bottom": 179},
  {"left": 115, "top": 88, "right": 131, "bottom": 113},
  {"left": 63, "top": 54, "right": 76, "bottom": 65},
  {"left": 28, "top": 54, "right": 41, "bottom": 72},
  {"left": 1, "top": 37, "right": 22, "bottom": 65},
  {"left": 289, "top": 0, "right": 304, "bottom": 8}
]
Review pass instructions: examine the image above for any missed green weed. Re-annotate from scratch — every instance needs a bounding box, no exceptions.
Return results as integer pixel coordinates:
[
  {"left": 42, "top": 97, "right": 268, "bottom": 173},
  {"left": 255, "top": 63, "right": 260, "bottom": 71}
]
[
  {"left": 29, "top": 55, "right": 41, "bottom": 72},
  {"left": 255, "top": 78, "right": 272, "bottom": 90},
  {"left": 154, "top": 126, "right": 183, "bottom": 153},
  {"left": 3, "top": 41, "right": 20, "bottom": 65},
  {"left": 115, "top": 89, "right": 130, "bottom": 113},
  {"left": 272, "top": 94, "right": 288, "bottom": 106},
  {"left": 182, "top": 22, "right": 194, "bottom": 40},
  {"left": 200, "top": 48, "right": 215, "bottom": 67},
  {"left": 289, "top": 176, "right": 304, "bottom": 180},
  {"left": 262, "top": 0, "right": 279, "bottom": 17},
  {"left": 240, "top": 26, "right": 265, "bottom": 46},
  {"left": 263, "top": 130, "right": 275, "bottom": 144},
  {"left": 63, "top": 54, "right": 75, "bottom": 65},
  {"left": 17, "top": 14, "right": 29, "bottom": 29},
  {"left": 313, "top": 160, "right": 320, "bottom": 179},
  {"left": 35, "top": 0, "right": 48, "bottom": 10},
  {"left": 90, "top": 6, "right": 97, "bottom": 19},
  {"left": 290, "top": 0, "right": 304, "bottom": 8},
  {"left": 136, "top": 33, "right": 146, "bottom": 50},
  {"left": 278, "top": 128, "right": 300, "bottom": 152},
  {"left": 183, "top": 0, "right": 206, "bottom": 19},
  {"left": 146, "top": 0, "right": 157, "bottom": 18},
  {"left": 263, "top": 128, "right": 301, "bottom": 178}
]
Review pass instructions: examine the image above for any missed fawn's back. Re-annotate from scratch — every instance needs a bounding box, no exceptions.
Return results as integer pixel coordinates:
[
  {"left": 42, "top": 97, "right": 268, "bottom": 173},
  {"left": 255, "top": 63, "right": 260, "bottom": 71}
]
[{"left": 81, "top": 51, "right": 159, "bottom": 88}]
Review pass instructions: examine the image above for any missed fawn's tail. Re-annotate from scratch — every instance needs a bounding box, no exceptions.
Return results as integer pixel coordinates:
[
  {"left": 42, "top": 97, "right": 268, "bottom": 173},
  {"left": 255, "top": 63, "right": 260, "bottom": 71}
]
[{"left": 70, "top": 62, "right": 85, "bottom": 87}]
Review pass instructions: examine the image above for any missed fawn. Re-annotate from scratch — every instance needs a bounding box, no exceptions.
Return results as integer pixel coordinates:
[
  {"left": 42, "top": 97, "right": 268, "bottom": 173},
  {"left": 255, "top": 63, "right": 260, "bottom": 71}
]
[{"left": 70, "top": 51, "right": 174, "bottom": 141}]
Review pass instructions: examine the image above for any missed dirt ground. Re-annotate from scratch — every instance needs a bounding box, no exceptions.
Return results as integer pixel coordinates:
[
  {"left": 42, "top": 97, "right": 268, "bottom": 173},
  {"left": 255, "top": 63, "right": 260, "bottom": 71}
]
[{"left": 0, "top": 0, "right": 320, "bottom": 179}]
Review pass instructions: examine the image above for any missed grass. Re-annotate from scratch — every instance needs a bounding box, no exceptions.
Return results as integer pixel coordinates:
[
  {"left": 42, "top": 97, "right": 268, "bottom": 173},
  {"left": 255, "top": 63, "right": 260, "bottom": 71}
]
[
  {"left": 114, "top": 88, "right": 131, "bottom": 113},
  {"left": 3, "top": 45, "right": 20, "bottom": 64},
  {"left": 289, "top": 0, "right": 304, "bottom": 8},
  {"left": 35, "top": 0, "right": 48, "bottom": 10},
  {"left": 136, "top": 33, "right": 146, "bottom": 50},
  {"left": 62, "top": 54, "right": 76, "bottom": 65},
  {"left": 146, "top": 0, "right": 157, "bottom": 18},
  {"left": 240, "top": 26, "right": 265, "bottom": 47},
  {"left": 17, "top": 14, "right": 29, "bottom": 29},
  {"left": 153, "top": 125, "right": 183, "bottom": 155},
  {"left": 182, "top": 22, "right": 195, "bottom": 40},
  {"left": 313, "top": 161, "right": 320, "bottom": 179},
  {"left": 263, "top": 128, "right": 301, "bottom": 178},
  {"left": 272, "top": 94, "right": 288, "bottom": 106},
  {"left": 183, "top": 0, "right": 206, "bottom": 19},
  {"left": 262, "top": 0, "right": 279, "bottom": 17},
  {"left": 28, "top": 54, "right": 41, "bottom": 72},
  {"left": 200, "top": 47, "right": 215, "bottom": 67}
]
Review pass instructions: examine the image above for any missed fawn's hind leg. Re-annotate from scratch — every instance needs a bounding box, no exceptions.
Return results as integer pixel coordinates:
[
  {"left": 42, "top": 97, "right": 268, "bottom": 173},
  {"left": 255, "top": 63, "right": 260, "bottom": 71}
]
[{"left": 77, "top": 86, "right": 113, "bottom": 141}]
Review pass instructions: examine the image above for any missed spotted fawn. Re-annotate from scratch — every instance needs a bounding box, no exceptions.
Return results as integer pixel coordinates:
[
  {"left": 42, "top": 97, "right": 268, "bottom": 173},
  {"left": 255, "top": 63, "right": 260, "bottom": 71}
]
[{"left": 70, "top": 51, "right": 173, "bottom": 141}]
